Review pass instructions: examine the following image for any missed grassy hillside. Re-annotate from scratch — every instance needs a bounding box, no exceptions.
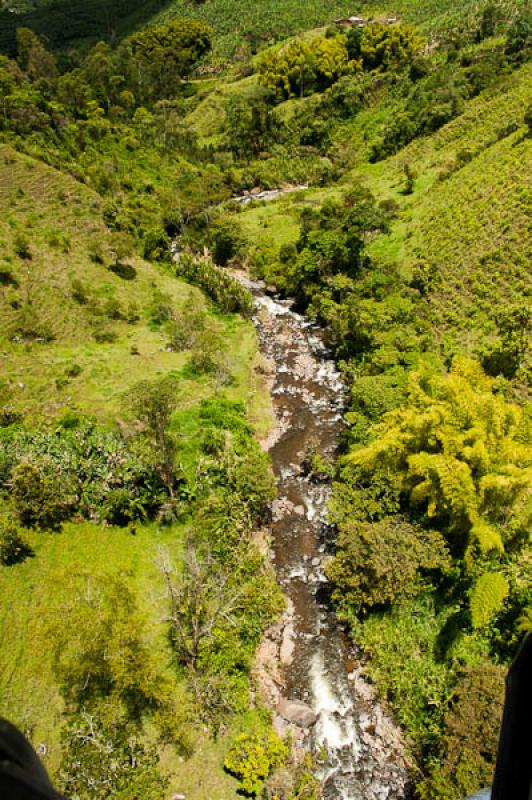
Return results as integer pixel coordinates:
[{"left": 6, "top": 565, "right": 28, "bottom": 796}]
[
  {"left": 0, "top": 141, "right": 278, "bottom": 800},
  {"left": 0, "top": 145, "right": 272, "bottom": 429},
  {"left": 232, "top": 59, "right": 531, "bottom": 373}
]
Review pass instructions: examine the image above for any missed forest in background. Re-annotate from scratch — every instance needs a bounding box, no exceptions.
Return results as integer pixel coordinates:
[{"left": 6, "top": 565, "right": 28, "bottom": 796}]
[{"left": 0, "top": 1, "right": 530, "bottom": 798}]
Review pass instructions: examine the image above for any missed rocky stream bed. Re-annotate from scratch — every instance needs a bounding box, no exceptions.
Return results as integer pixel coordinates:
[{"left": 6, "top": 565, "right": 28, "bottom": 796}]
[{"left": 241, "top": 278, "right": 414, "bottom": 800}]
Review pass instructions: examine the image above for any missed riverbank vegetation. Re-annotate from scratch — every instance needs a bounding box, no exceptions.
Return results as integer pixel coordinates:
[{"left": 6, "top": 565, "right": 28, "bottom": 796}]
[{"left": 0, "top": 1, "right": 530, "bottom": 798}]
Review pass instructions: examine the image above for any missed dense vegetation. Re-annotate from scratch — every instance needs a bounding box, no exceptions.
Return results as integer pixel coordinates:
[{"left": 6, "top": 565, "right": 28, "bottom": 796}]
[{"left": 0, "top": 1, "right": 530, "bottom": 799}]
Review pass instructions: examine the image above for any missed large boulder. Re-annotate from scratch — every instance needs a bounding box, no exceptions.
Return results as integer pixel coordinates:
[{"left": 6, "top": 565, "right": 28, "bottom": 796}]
[{"left": 277, "top": 698, "right": 317, "bottom": 729}]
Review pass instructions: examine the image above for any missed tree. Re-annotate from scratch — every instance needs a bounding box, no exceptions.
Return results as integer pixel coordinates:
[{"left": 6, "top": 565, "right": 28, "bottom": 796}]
[
  {"left": 16, "top": 27, "right": 56, "bottom": 87},
  {"left": 10, "top": 461, "right": 71, "bottom": 529},
  {"left": 346, "top": 25, "right": 363, "bottom": 60},
  {"left": 258, "top": 35, "right": 357, "bottom": 101},
  {"left": 160, "top": 544, "right": 244, "bottom": 672},
  {"left": 470, "top": 572, "right": 509, "bottom": 629},
  {"left": 346, "top": 358, "right": 531, "bottom": 555},
  {"left": 209, "top": 215, "right": 245, "bottom": 265},
  {"left": 55, "top": 68, "right": 93, "bottom": 115},
  {"left": 224, "top": 730, "right": 289, "bottom": 797},
  {"left": 479, "top": 3, "right": 501, "bottom": 40},
  {"left": 46, "top": 572, "right": 166, "bottom": 715},
  {"left": 59, "top": 711, "right": 167, "bottom": 800},
  {"left": 344, "top": 358, "right": 531, "bottom": 623},
  {"left": 505, "top": 8, "right": 532, "bottom": 61},
  {"left": 360, "top": 23, "right": 422, "bottom": 72},
  {"left": 130, "top": 19, "right": 211, "bottom": 101},
  {"left": 189, "top": 318, "right": 229, "bottom": 382},
  {"left": 482, "top": 303, "right": 531, "bottom": 379},
  {"left": 129, "top": 376, "right": 180, "bottom": 497},
  {"left": 224, "top": 86, "right": 274, "bottom": 158},
  {"left": 326, "top": 516, "right": 450, "bottom": 615},
  {"left": 419, "top": 665, "right": 505, "bottom": 800}
]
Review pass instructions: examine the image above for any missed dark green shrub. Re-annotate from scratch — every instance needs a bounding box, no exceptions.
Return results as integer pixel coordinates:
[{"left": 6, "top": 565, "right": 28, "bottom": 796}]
[
  {"left": 0, "top": 517, "right": 33, "bottom": 565},
  {"left": 143, "top": 226, "right": 170, "bottom": 261},
  {"left": 103, "top": 488, "right": 138, "bottom": 526},
  {"left": 59, "top": 410, "right": 82, "bottom": 429},
  {"left": 103, "top": 297, "right": 124, "bottom": 320},
  {"left": 10, "top": 461, "right": 71, "bottom": 529},
  {"left": 65, "top": 363, "right": 82, "bottom": 379},
  {"left": 108, "top": 262, "right": 137, "bottom": 280},
  {"left": 209, "top": 217, "right": 245, "bottom": 267},
  {"left": 418, "top": 665, "right": 505, "bottom": 800},
  {"left": 71, "top": 279, "right": 88, "bottom": 304},
  {"left": 14, "top": 233, "right": 32, "bottom": 260},
  {"left": 93, "top": 325, "right": 118, "bottom": 343},
  {"left": 0, "top": 268, "right": 18, "bottom": 287}
]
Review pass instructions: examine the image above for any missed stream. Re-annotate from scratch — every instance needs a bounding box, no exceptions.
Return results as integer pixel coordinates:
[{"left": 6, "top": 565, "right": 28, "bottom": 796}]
[{"left": 242, "top": 277, "right": 413, "bottom": 800}]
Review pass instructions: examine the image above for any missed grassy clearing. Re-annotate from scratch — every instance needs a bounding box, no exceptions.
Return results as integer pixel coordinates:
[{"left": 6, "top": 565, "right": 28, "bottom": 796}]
[
  {"left": 185, "top": 76, "right": 259, "bottom": 145},
  {"left": 0, "top": 518, "right": 246, "bottom": 799},
  {"left": 0, "top": 521, "right": 182, "bottom": 768}
]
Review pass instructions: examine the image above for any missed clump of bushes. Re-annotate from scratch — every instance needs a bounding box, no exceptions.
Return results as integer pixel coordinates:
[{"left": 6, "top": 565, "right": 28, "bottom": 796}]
[
  {"left": 224, "top": 730, "right": 289, "bottom": 796},
  {"left": 10, "top": 462, "right": 72, "bottom": 530},
  {"left": 0, "top": 421, "right": 167, "bottom": 529},
  {"left": 176, "top": 255, "right": 254, "bottom": 316}
]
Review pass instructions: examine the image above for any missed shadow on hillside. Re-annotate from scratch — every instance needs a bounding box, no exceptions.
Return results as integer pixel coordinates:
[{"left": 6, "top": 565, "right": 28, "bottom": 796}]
[{"left": 0, "top": 0, "right": 174, "bottom": 56}]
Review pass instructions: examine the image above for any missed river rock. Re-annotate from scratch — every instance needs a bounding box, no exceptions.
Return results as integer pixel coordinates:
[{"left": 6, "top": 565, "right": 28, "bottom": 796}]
[
  {"left": 277, "top": 699, "right": 317, "bottom": 728},
  {"left": 279, "top": 623, "right": 295, "bottom": 666}
]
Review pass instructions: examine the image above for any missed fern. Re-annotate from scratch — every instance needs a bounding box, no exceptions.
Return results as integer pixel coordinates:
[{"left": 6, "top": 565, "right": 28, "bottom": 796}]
[
  {"left": 470, "top": 572, "right": 509, "bottom": 629},
  {"left": 470, "top": 519, "right": 504, "bottom": 554},
  {"left": 517, "top": 607, "right": 532, "bottom": 634}
]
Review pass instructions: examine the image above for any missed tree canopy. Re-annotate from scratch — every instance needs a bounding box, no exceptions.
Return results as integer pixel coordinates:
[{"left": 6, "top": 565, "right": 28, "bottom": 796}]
[{"left": 130, "top": 19, "right": 212, "bottom": 100}]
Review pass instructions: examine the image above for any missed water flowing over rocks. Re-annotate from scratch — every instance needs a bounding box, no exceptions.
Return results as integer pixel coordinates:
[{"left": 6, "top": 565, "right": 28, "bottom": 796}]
[
  {"left": 232, "top": 184, "right": 309, "bottom": 206},
  {"left": 242, "top": 275, "right": 413, "bottom": 800}
]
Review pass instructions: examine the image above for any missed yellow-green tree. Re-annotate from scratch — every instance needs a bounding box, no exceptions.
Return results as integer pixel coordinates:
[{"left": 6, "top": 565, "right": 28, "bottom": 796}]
[
  {"left": 360, "top": 23, "right": 423, "bottom": 71},
  {"left": 258, "top": 35, "right": 358, "bottom": 101},
  {"left": 345, "top": 358, "right": 531, "bottom": 624},
  {"left": 347, "top": 358, "right": 530, "bottom": 555}
]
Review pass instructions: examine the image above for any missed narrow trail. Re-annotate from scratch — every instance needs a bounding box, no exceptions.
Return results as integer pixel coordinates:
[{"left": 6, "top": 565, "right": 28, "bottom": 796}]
[{"left": 241, "top": 276, "right": 413, "bottom": 800}]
